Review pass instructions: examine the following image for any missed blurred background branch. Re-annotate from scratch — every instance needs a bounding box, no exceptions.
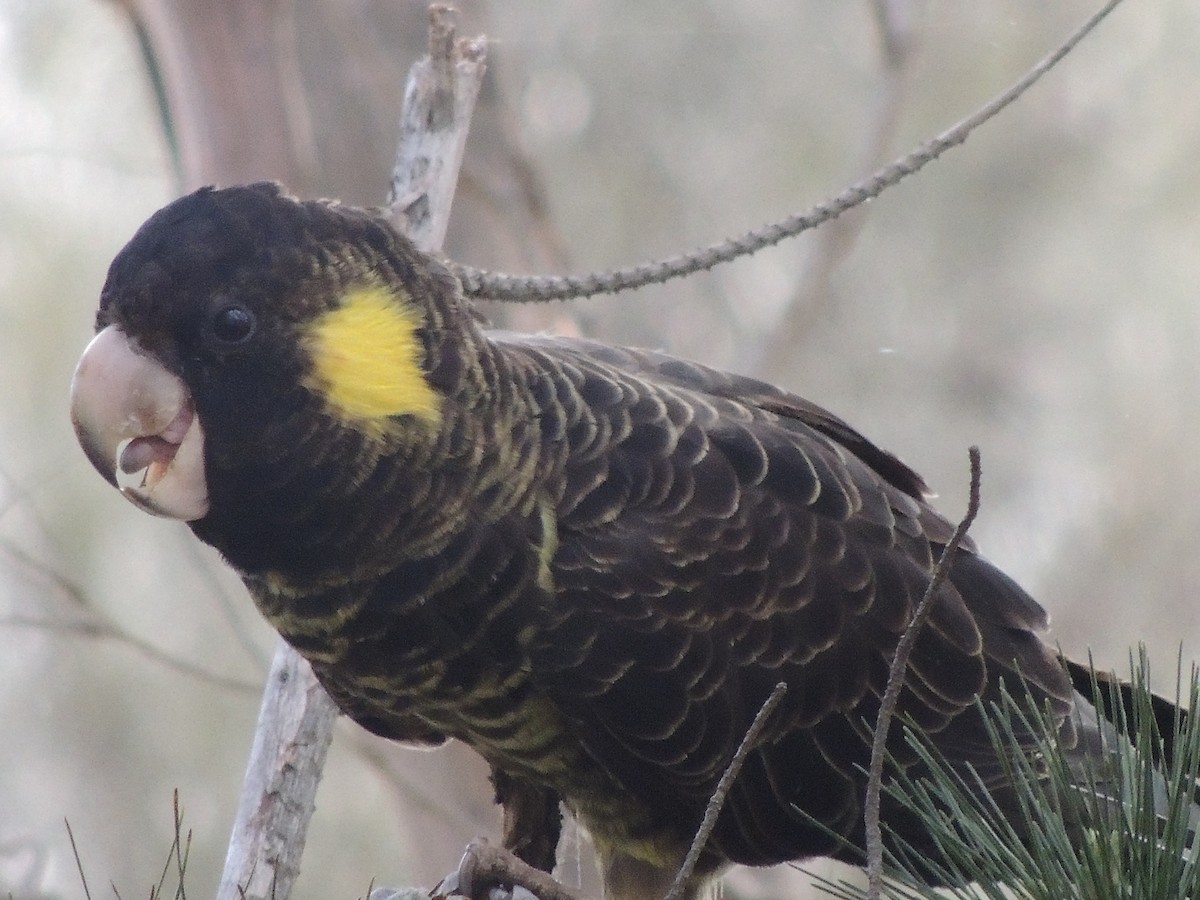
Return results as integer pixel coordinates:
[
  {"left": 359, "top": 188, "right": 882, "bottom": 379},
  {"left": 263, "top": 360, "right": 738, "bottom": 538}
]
[{"left": 753, "top": 0, "right": 918, "bottom": 380}]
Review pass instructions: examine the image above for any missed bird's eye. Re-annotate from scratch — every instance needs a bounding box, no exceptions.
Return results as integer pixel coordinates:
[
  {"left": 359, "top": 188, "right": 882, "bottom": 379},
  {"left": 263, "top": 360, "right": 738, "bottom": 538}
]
[{"left": 208, "top": 303, "right": 256, "bottom": 346}]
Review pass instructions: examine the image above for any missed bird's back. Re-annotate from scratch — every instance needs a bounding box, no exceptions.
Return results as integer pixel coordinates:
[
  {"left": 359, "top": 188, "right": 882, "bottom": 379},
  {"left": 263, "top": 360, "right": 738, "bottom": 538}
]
[{"left": 484, "top": 332, "right": 1080, "bottom": 883}]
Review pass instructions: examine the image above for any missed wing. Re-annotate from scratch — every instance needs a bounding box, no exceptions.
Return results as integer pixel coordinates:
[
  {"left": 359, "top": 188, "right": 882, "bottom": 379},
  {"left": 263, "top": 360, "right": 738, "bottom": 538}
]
[{"left": 499, "top": 333, "right": 1074, "bottom": 865}]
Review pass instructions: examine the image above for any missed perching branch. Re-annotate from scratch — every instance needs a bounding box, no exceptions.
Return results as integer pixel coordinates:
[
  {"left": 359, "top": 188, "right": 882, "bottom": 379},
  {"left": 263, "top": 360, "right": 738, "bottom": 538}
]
[
  {"left": 863, "top": 446, "right": 982, "bottom": 899},
  {"left": 216, "top": 9, "right": 487, "bottom": 900},
  {"left": 451, "top": 0, "right": 1125, "bottom": 303},
  {"left": 216, "top": 642, "right": 339, "bottom": 900}
]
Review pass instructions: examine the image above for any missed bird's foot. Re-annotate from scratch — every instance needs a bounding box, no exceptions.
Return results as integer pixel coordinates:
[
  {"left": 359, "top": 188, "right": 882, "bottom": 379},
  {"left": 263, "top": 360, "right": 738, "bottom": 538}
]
[{"left": 430, "top": 840, "right": 588, "bottom": 900}]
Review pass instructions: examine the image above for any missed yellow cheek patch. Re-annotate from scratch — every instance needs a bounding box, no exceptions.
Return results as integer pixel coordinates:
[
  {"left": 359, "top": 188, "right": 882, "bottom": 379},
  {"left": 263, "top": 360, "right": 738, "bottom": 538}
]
[{"left": 303, "top": 283, "right": 441, "bottom": 435}]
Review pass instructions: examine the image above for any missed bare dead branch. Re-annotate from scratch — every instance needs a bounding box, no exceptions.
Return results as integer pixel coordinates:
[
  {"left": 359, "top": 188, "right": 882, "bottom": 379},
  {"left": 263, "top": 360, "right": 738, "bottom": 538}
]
[
  {"left": 663, "top": 682, "right": 788, "bottom": 900},
  {"left": 864, "top": 446, "right": 982, "bottom": 899},
  {"left": 452, "top": 0, "right": 1125, "bottom": 302},
  {"left": 388, "top": 5, "right": 488, "bottom": 250},
  {"left": 217, "top": 642, "right": 338, "bottom": 900}
]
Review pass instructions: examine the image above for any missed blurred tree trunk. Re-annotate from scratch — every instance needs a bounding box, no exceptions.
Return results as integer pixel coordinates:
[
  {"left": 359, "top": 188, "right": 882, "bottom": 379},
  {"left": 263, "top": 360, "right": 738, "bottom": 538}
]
[
  {"left": 113, "top": 0, "right": 567, "bottom": 885},
  {"left": 118, "top": 0, "right": 567, "bottom": 270}
]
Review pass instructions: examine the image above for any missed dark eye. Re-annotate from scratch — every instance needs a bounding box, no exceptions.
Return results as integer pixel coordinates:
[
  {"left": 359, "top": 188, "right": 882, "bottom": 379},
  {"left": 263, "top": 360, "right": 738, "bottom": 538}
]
[{"left": 209, "top": 303, "right": 256, "bottom": 346}]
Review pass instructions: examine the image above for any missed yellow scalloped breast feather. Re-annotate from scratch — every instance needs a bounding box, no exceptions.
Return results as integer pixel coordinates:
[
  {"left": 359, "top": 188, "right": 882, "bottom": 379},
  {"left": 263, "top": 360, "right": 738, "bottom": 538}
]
[{"left": 303, "top": 283, "right": 441, "bottom": 435}]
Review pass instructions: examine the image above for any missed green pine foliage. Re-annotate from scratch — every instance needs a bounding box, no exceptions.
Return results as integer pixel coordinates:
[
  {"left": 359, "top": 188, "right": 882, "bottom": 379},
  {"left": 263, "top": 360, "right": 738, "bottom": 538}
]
[{"left": 816, "top": 650, "right": 1200, "bottom": 899}]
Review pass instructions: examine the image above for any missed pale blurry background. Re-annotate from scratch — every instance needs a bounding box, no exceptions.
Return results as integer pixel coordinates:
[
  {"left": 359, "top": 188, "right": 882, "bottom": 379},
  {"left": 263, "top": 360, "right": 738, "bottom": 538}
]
[{"left": 2, "top": 1, "right": 1200, "bottom": 897}]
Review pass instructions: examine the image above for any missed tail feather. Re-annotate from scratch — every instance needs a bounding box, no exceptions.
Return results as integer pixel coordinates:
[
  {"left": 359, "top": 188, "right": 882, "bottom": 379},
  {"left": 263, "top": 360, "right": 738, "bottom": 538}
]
[{"left": 1061, "top": 658, "right": 1200, "bottom": 857}]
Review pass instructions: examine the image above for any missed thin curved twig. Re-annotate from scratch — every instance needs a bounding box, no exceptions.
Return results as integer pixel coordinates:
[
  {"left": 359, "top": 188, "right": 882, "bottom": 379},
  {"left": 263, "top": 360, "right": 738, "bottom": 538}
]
[
  {"left": 663, "top": 682, "right": 788, "bottom": 900},
  {"left": 864, "top": 446, "right": 982, "bottom": 899}
]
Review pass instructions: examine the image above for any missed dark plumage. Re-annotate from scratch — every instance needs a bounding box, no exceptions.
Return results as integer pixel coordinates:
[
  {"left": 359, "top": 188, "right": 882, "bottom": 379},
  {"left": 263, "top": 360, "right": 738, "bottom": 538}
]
[{"left": 69, "top": 183, "right": 1143, "bottom": 898}]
